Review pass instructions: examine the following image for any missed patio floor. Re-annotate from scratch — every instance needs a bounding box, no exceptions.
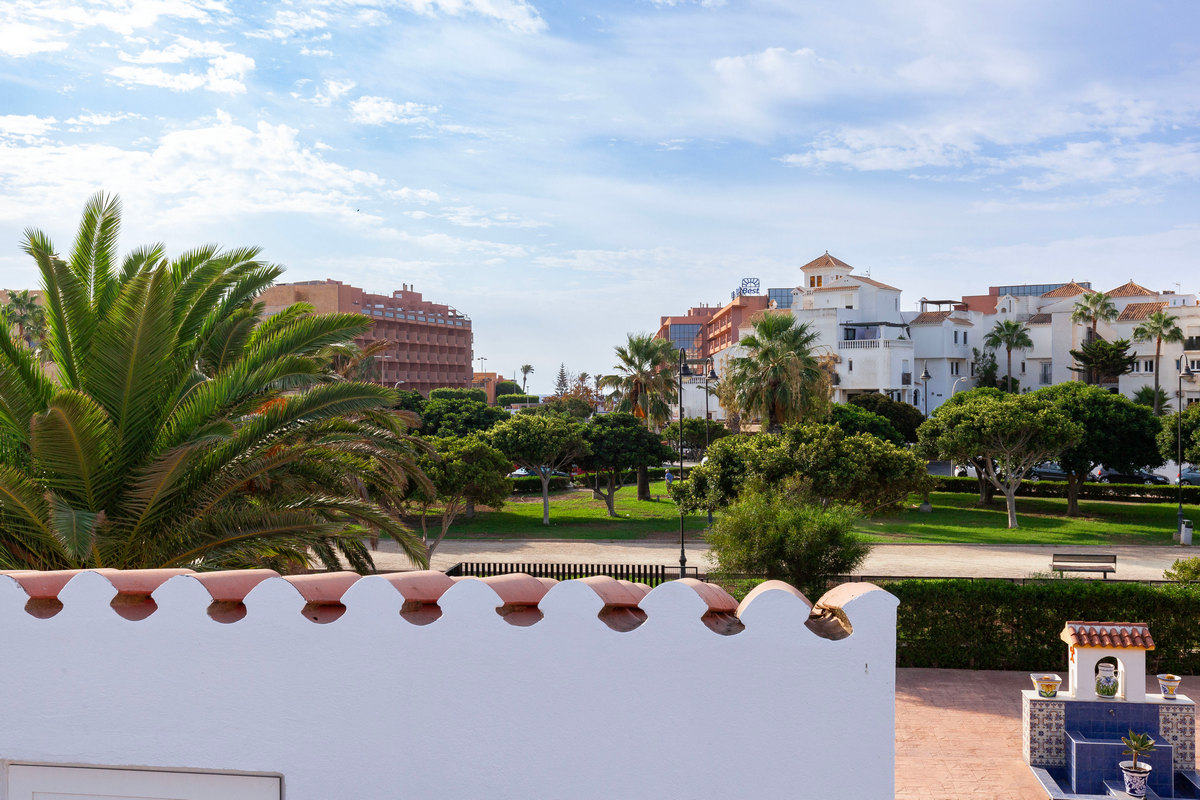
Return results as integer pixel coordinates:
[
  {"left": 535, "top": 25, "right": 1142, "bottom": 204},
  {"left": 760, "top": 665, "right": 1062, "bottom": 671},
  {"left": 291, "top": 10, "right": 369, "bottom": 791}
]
[{"left": 896, "top": 669, "right": 1200, "bottom": 799}]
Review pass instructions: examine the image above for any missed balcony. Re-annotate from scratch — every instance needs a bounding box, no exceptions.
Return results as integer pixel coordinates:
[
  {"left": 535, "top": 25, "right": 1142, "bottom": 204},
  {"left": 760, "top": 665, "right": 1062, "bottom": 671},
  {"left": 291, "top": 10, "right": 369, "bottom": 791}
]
[
  {"left": 901, "top": 372, "right": 912, "bottom": 386},
  {"left": 1185, "top": 336, "right": 1200, "bottom": 351},
  {"left": 836, "top": 339, "right": 914, "bottom": 350}
]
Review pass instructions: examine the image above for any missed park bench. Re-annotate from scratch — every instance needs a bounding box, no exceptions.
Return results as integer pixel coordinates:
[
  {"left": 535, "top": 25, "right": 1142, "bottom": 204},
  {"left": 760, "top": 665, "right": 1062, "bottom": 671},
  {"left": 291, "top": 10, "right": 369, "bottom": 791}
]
[{"left": 1050, "top": 553, "right": 1117, "bottom": 579}]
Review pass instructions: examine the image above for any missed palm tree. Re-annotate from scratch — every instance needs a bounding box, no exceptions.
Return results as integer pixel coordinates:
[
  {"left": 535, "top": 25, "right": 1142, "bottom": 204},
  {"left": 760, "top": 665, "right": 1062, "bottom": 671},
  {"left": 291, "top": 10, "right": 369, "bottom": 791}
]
[
  {"left": 724, "top": 313, "right": 826, "bottom": 433},
  {"left": 3, "top": 289, "right": 47, "bottom": 349},
  {"left": 0, "top": 192, "right": 429, "bottom": 572},
  {"left": 519, "top": 363, "right": 534, "bottom": 393},
  {"left": 1132, "top": 385, "right": 1172, "bottom": 415},
  {"left": 983, "top": 319, "right": 1032, "bottom": 393},
  {"left": 1133, "top": 310, "right": 1183, "bottom": 415},
  {"left": 600, "top": 333, "right": 677, "bottom": 500},
  {"left": 1071, "top": 292, "right": 1117, "bottom": 382}
]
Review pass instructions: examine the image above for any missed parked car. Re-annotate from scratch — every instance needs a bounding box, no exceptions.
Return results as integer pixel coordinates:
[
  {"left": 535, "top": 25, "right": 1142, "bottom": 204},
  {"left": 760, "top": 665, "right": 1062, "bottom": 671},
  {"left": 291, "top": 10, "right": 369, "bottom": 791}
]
[
  {"left": 508, "top": 468, "right": 535, "bottom": 478},
  {"left": 1093, "top": 466, "right": 1170, "bottom": 485},
  {"left": 1028, "top": 462, "right": 1070, "bottom": 482},
  {"left": 1179, "top": 466, "right": 1200, "bottom": 486}
]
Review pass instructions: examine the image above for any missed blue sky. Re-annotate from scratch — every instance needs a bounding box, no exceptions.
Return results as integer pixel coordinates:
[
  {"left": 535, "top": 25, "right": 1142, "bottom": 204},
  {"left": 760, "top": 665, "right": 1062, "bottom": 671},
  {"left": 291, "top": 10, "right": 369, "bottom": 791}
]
[{"left": 2, "top": 0, "right": 1199, "bottom": 393}]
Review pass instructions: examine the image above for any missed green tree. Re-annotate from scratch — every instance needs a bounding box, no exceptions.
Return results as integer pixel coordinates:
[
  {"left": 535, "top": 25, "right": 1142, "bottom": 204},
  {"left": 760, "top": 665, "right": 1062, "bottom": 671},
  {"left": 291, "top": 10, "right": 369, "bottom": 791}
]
[
  {"left": 519, "top": 395, "right": 593, "bottom": 420},
  {"left": 829, "top": 403, "right": 904, "bottom": 446},
  {"left": 917, "top": 391, "right": 1081, "bottom": 528},
  {"left": 3, "top": 289, "right": 47, "bottom": 350},
  {"left": 1133, "top": 311, "right": 1184, "bottom": 415},
  {"left": 846, "top": 392, "right": 925, "bottom": 442},
  {"left": 661, "top": 417, "right": 731, "bottom": 457},
  {"left": 0, "top": 192, "right": 429, "bottom": 572},
  {"left": 487, "top": 414, "right": 589, "bottom": 525},
  {"left": 554, "top": 363, "right": 570, "bottom": 395},
  {"left": 408, "top": 435, "right": 512, "bottom": 556},
  {"left": 725, "top": 313, "right": 828, "bottom": 433},
  {"left": 705, "top": 485, "right": 867, "bottom": 600},
  {"left": 495, "top": 379, "right": 520, "bottom": 397},
  {"left": 919, "top": 387, "right": 1006, "bottom": 505},
  {"left": 496, "top": 393, "right": 539, "bottom": 407},
  {"left": 429, "top": 387, "right": 487, "bottom": 402},
  {"left": 1035, "top": 383, "right": 1163, "bottom": 515},
  {"left": 1158, "top": 402, "right": 1200, "bottom": 468},
  {"left": 1132, "top": 385, "right": 1171, "bottom": 416},
  {"left": 600, "top": 333, "right": 677, "bottom": 500},
  {"left": 519, "top": 363, "right": 534, "bottom": 392},
  {"left": 579, "top": 413, "right": 674, "bottom": 517},
  {"left": 1071, "top": 291, "right": 1118, "bottom": 339},
  {"left": 983, "top": 320, "right": 1032, "bottom": 393},
  {"left": 394, "top": 389, "right": 426, "bottom": 415},
  {"left": 420, "top": 397, "right": 507, "bottom": 437},
  {"left": 1069, "top": 337, "right": 1136, "bottom": 384}
]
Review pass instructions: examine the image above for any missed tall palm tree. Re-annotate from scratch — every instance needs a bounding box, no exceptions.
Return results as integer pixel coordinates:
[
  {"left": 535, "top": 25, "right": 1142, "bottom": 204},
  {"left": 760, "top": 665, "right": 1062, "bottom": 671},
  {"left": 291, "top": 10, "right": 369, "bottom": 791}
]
[
  {"left": 3, "top": 289, "right": 46, "bottom": 349},
  {"left": 0, "top": 192, "right": 429, "bottom": 572},
  {"left": 1070, "top": 291, "right": 1118, "bottom": 339},
  {"left": 519, "top": 363, "right": 534, "bottom": 392},
  {"left": 983, "top": 319, "right": 1032, "bottom": 393},
  {"left": 1133, "top": 310, "right": 1183, "bottom": 415},
  {"left": 724, "top": 313, "right": 826, "bottom": 433},
  {"left": 599, "top": 333, "right": 677, "bottom": 500}
]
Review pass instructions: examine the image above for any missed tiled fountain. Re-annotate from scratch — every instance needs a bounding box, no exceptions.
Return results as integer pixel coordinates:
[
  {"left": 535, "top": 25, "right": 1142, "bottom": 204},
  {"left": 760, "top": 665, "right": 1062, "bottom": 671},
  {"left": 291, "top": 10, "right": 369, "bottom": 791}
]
[{"left": 1025, "top": 622, "right": 1199, "bottom": 798}]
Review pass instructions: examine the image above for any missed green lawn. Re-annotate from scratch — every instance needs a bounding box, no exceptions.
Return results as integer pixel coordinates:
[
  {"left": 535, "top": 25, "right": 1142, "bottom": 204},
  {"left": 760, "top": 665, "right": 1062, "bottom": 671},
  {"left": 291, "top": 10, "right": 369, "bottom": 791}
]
[
  {"left": 858, "top": 491, "right": 1196, "bottom": 545},
  {"left": 442, "top": 480, "right": 708, "bottom": 540}
]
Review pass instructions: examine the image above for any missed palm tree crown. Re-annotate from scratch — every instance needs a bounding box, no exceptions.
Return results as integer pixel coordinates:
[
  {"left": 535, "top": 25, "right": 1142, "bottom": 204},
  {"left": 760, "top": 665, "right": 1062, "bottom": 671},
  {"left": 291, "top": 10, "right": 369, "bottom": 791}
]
[
  {"left": 1070, "top": 291, "right": 1118, "bottom": 338},
  {"left": 1133, "top": 309, "right": 1183, "bottom": 415},
  {"left": 600, "top": 334, "right": 677, "bottom": 429},
  {"left": 0, "top": 193, "right": 428, "bottom": 572},
  {"left": 983, "top": 319, "right": 1032, "bottom": 392},
  {"left": 724, "top": 312, "right": 827, "bottom": 433},
  {"left": 519, "top": 363, "right": 534, "bottom": 393},
  {"left": 3, "top": 289, "right": 47, "bottom": 350}
]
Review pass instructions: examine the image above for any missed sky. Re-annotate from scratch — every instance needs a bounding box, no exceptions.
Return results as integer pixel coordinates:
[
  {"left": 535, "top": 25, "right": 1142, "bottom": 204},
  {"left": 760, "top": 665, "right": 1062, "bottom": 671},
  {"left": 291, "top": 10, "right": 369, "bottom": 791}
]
[{"left": 1, "top": 0, "right": 1199, "bottom": 394}]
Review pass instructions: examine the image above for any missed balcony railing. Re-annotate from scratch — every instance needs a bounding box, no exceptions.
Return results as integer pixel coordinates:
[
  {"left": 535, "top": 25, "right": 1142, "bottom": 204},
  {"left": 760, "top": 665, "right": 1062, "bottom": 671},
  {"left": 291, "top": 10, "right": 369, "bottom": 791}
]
[
  {"left": 836, "top": 339, "right": 914, "bottom": 350},
  {"left": 1185, "top": 336, "right": 1200, "bottom": 352},
  {"left": 901, "top": 372, "right": 912, "bottom": 386}
]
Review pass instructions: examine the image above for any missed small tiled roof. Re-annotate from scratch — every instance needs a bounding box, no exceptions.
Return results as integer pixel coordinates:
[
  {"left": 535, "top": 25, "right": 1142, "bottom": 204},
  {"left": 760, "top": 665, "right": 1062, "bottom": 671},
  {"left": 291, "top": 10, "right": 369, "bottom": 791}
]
[
  {"left": 1116, "top": 301, "right": 1168, "bottom": 322},
  {"left": 910, "top": 311, "right": 951, "bottom": 325},
  {"left": 813, "top": 284, "right": 859, "bottom": 292},
  {"left": 1108, "top": 280, "right": 1157, "bottom": 298},
  {"left": 1027, "top": 313, "right": 1052, "bottom": 324},
  {"left": 801, "top": 252, "right": 854, "bottom": 271},
  {"left": 950, "top": 317, "right": 974, "bottom": 327},
  {"left": 1040, "top": 281, "right": 1093, "bottom": 299},
  {"left": 1061, "top": 621, "right": 1155, "bottom": 650},
  {"left": 854, "top": 275, "right": 902, "bottom": 292}
]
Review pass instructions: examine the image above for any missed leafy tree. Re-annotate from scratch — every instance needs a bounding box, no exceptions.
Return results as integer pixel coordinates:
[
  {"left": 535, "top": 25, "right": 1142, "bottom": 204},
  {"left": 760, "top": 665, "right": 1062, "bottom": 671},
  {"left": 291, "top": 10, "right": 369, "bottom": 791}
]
[
  {"left": 969, "top": 347, "right": 1017, "bottom": 392},
  {"left": 519, "top": 363, "right": 534, "bottom": 392},
  {"left": 579, "top": 413, "right": 674, "bottom": 517},
  {"left": 916, "top": 391, "right": 1081, "bottom": 528},
  {"left": 918, "top": 387, "right": 1006, "bottom": 505},
  {"left": 487, "top": 414, "right": 589, "bottom": 525},
  {"left": 519, "top": 395, "right": 593, "bottom": 420},
  {"left": 554, "top": 363, "right": 570, "bottom": 395},
  {"left": 1035, "top": 383, "right": 1163, "bottom": 515},
  {"left": 496, "top": 393, "right": 539, "bottom": 407},
  {"left": 394, "top": 389, "right": 426, "bottom": 415},
  {"left": 1069, "top": 337, "right": 1136, "bottom": 383},
  {"left": 1158, "top": 402, "right": 1200, "bottom": 468},
  {"left": 495, "top": 380, "right": 520, "bottom": 397},
  {"left": 0, "top": 192, "right": 429, "bottom": 572},
  {"left": 847, "top": 392, "right": 925, "bottom": 442},
  {"left": 983, "top": 320, "right": 1032, "bottom": 393},
  {"left": 408, "top": 435, "right": 512, "bottom": 556},
  {"left": 429, "top": 387, "right": 487, "bottom": 402},
  {"left": 1132, "top": 385, "right": 1171, "bottom": 416},
  {"left": 1133, "top": 310, "right": 1184, "bottom": 415},
  {"left": 3, "top": 289, "right": 47, "bottom": 350},
  {"left": 600, "top": 333, "right": 677, "bottom": 500},
  {"left": 420, "top": 397, "right": 507, "bottom": 437},
  {"left": 661, "top": 417, "right": 731, "bottom": 457},
  {"left": 829, "top": 403, "right": 904, "bottom": 446},
  {"left": 676, "top": 423, "right": 932, "bottom": 517},
  {"left": 725, "top": 312, "right": 828, "bottom": 433},
  {"left": 705, "top": 485, "right": 867, "bottom": 600}
]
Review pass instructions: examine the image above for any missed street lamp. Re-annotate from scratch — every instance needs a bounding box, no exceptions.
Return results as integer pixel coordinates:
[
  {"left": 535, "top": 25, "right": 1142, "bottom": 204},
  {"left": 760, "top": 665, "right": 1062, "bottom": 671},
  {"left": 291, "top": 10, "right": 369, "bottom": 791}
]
[
  {"left": 704, "top": 357, "right": 719, "bottom": 525},
  {"left": 952, "top": 375, "right": 971, "bottom": 395},
  {"left": 1179, "top": 361, "right": 1195, "bottom": 536},
  {"left": 677, "top": 348, "right": 692, "bottom": 579},
  {"left": 920, "top": 362, "right": 932, "bottom": 417}
]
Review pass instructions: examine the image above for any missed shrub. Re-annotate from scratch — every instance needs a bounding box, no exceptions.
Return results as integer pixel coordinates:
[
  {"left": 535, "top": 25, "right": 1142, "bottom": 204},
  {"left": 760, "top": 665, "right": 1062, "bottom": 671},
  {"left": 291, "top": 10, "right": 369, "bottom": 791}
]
[
  {"left": 496, "top": 393, "right": 540, "bottom": 407},
  {"left": 830, "top": 403, "right": 904, "bottom": 446},
  {"left": 509, "top": 475, "right": 572, "bottom": 493},
  {"left": 931, "top": 475, "right": 1200, "bottom": 504},
  {"left": 1165, "top": 557, "right": 1200, "bottom": 584},
  {"left": 495, "top": 380, "right": 521, "bottom": 397},
  {"left": 429, "top": 387, "right": 487, "bottom": 403}
]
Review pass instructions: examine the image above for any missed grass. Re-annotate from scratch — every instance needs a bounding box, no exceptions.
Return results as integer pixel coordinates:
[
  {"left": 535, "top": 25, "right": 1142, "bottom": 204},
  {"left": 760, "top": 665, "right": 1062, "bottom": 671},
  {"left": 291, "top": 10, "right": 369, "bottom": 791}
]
[
  {"left": 857, "top": 491, "right": 1196, "bottom": 546},
  {"left": 441, "top": 480, "right": 709, "bottom": 540}
]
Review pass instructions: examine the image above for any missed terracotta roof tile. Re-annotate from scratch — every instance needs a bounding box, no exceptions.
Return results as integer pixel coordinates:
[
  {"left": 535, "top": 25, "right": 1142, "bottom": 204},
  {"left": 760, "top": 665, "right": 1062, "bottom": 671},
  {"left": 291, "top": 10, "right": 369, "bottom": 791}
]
[
  {"left": 801, "top": 252, "right": 854, "bottom": 270},
  {"left": 1040, "top": 282, "right": 1093, "bottom": 299},
  {"left": 854, "top": 275, "right": 902, "bottom": 292},
  {"left": 1060, "top": 621, "right": 1155, "bottom": 650},
  {"left": 1027, "top": 313, "right": 1052, "bottom": 324},
  {"left": 1108, "top": 280, "right": 1157, "bottom": 298},
  {"left": 910, "top": 311, "right": 951, "bottom": 325},
  {"left": 813, "top": 284, "right": 859, "bottom": 292},
  {"left": 1117, "top": 301, "right": 1168, "bottom": 322}
]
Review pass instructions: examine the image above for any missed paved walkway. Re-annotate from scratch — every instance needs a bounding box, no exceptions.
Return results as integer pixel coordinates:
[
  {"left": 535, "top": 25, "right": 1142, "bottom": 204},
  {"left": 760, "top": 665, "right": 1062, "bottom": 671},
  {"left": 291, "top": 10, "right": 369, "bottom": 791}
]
[{"left": 370, "top": 539, "right": 1191, "bottom": 581}]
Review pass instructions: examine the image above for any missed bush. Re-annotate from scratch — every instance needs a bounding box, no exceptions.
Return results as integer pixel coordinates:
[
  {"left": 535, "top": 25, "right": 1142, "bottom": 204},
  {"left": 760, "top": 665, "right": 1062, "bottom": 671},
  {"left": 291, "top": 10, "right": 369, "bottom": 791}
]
[
  {"left": 1165, "top": 558, "right": 1200, "bottom": 584},
  {"left": 932, "top": 475, "right": 1200, "bottom": 504},
  {"left": 706, "top": 484, "right": 869, "bottom": 600},
  {"left": 830, "top": 403, "right": 904, "bottom": 446},
  {"left": 495, "top": 380, "right": 521, "bottom": 397},
  {"left": 887, "top": 579, "right": 1200, "bottom": 673},
  {"left": 429, "top": 387, "right": 487, "bottom": 403},
  {"left": 496, "top": 393, "right": 540, "bottom": 407}
]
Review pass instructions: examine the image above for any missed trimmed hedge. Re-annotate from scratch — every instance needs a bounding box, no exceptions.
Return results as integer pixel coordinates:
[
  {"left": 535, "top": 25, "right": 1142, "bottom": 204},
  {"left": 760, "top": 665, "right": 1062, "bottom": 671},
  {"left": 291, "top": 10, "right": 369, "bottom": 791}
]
[
  {"left": 509, "top": 475, "right": 572, "bottom": 493},
  {"left": 496, "top": 393, "right": 540, "bottom": 407},
  {"left": 934, "top": 475, "right": 1200, "bottom": 504},
  {"left": 887, "top": 579, "right": 1200, "bottom": 673}
]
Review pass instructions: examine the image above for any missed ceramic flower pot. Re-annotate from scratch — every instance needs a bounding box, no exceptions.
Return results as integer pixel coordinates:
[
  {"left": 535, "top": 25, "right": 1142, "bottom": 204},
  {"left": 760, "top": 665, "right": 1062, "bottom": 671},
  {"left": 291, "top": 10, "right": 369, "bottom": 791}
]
[
  {"left": 1030, "top": 673, "right": 1062, "bottom": 698},
  {"left": 1120, "top": 761, "right": 1152, "bottom": 797},
  {"left": 1158, "top": 673, "right": 1183, "bottom": 699},
  {"left": 1096, "top": 663, "right": 1119, "bottom": 697}
]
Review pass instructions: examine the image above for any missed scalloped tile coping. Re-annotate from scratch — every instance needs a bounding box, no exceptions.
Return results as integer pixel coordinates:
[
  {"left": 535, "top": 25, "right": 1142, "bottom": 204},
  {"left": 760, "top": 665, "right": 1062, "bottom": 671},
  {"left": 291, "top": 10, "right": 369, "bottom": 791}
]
[{"left": 0, "top": 569, "right": 888, "bottom": 636}]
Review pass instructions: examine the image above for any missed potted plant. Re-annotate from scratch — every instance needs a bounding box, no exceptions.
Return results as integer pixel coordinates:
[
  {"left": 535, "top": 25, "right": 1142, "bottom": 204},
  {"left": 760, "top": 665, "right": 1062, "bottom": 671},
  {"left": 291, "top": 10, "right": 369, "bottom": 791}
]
[{"left": 1120, "top": 729, "right": 1156, "bottom": 798}]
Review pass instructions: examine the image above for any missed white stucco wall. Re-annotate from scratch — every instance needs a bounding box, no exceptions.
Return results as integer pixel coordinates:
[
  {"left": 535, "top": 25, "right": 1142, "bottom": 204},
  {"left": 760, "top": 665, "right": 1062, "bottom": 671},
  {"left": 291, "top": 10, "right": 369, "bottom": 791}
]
[{"left": 0, "top": 572, "right": 899, "bottom": 800}]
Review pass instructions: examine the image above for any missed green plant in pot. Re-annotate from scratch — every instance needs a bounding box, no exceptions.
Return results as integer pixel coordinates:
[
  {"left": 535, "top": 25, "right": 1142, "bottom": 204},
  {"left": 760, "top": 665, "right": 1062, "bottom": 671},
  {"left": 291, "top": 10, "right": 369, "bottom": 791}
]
[{"left": 1120, "top": 730, "right": 1156, "bottom": 798}]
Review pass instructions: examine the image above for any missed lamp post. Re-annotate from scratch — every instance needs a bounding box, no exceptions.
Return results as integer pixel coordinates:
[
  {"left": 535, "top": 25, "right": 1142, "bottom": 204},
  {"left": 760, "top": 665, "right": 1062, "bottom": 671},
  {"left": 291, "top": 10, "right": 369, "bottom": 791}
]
[
  {"left": 677, "top": 348, "right": 692, "bottom": 578},
  {"left": 1179, "top": 361, "right": 1195, "bottom": 536},
  {"left": 920, "top": 362, "right": 932, "bottom": 417},
  {"left": 704, "top": 357, "right": 719, "bottom": 525},
  {"left": 952, "top": 375, "right": 971, "bottom": 395}
]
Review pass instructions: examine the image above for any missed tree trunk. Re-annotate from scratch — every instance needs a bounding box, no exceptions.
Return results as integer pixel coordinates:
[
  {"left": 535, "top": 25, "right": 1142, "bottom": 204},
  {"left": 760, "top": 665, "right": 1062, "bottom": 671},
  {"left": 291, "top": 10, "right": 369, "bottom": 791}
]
[
  {"left": 974, "top": 472, "right": 995, "bottom": 506},
  {"left": 1006, "top": 347, "right": 1013, "bottom": 392},
  {"left": 637, "top": 465, "right": 650, "bottom": 501},
  {"left": 465, "top": 501, "right": 475, "bottom": 519},
  {"left": 1066, "top": 474, "right": 1082, "bottom": 517},
  {"left": 1153, "top": 337, "right": 1162, "bottom": 415},
  {"left": 540, "top": 473, "right": 551, "bottom": 525},
  {"left": 603, "top": 475, "right": 618, "bottom": 518},
  {"left": 1003, "top": 487, "right": 1019, "bottom": 528}
]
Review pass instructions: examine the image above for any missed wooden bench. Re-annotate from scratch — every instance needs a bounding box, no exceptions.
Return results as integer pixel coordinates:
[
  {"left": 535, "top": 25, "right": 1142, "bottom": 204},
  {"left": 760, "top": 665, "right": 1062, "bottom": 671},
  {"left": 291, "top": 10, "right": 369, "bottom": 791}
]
[{"left": 1050, "top": 553, "right": 1116, "bottom": 579}]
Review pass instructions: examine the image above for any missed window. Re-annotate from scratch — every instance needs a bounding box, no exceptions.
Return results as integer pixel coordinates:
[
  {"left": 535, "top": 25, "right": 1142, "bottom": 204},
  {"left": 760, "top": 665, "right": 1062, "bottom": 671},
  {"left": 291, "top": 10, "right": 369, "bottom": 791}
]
[
  {"left": 848, "top": 359, "right": 853, "bottom": 372},
  {"left": 817, "top": 275, "right": 823, "bottom": 288},
  {"left": 1131, "top": 361, "right": 1140, "bottom": 373},
  {"left": 950, "top": 362, "right": 960, "bottom": 376},
  {"left": 1021, "top": 361, "right": 1026, "bottom": 373},
  {"left": 964, "top": 332, "right": 968, "bottom": 345},
  {"left": 970, "top": 362, "right": 976, "bottom": 377},
  {"left": 1040, "top": 363, "right": 1053, "bottom": 385},
  {"left": 954, "top": 331, "right": 959, "bottom": 344},
  {"left": 1145, "top": 360, "right": 1154, "bottom": 373},
  {"left": 809, "top": 276, "right": 815, "bottom": 287}
]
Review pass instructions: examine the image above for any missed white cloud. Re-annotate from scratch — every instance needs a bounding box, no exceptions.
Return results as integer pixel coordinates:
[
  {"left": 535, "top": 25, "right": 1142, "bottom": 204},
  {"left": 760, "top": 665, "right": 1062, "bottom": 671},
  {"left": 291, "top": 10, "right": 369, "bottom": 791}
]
[
  {"left": 0, "top": 20, "right": 71, "bottom": 57},
  {"left": 258, "top": 8, "right": 330, "bottom": 40},
  {"left": 293, "top": 78, "right": 356, "bottom": 106},
  {"left": 350, "top": 96, "right": 438, "bottom": 126},
  {"left": 0, "top": 115, "right": 59, "bottom": 138},
  {"left": 109, "top": 50, "right": 254, "bottom": 93},
  {"left": 389, "top": 230, "right": 527, "bottom": 258},
  {"left": 392, "top": 187, "right": 442, "bottom": 203},
  {"left": 65, "top": 112, "right": 142, "bottom": 128},
  {"left": 119, "top": 36, "right": 228, "bottom": 64},
  {"left": 389, "top": 0, "right": 545, "bottom": 34},
  {"left": 407, "top": 205, "right": 545, "bottom": 228}
]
